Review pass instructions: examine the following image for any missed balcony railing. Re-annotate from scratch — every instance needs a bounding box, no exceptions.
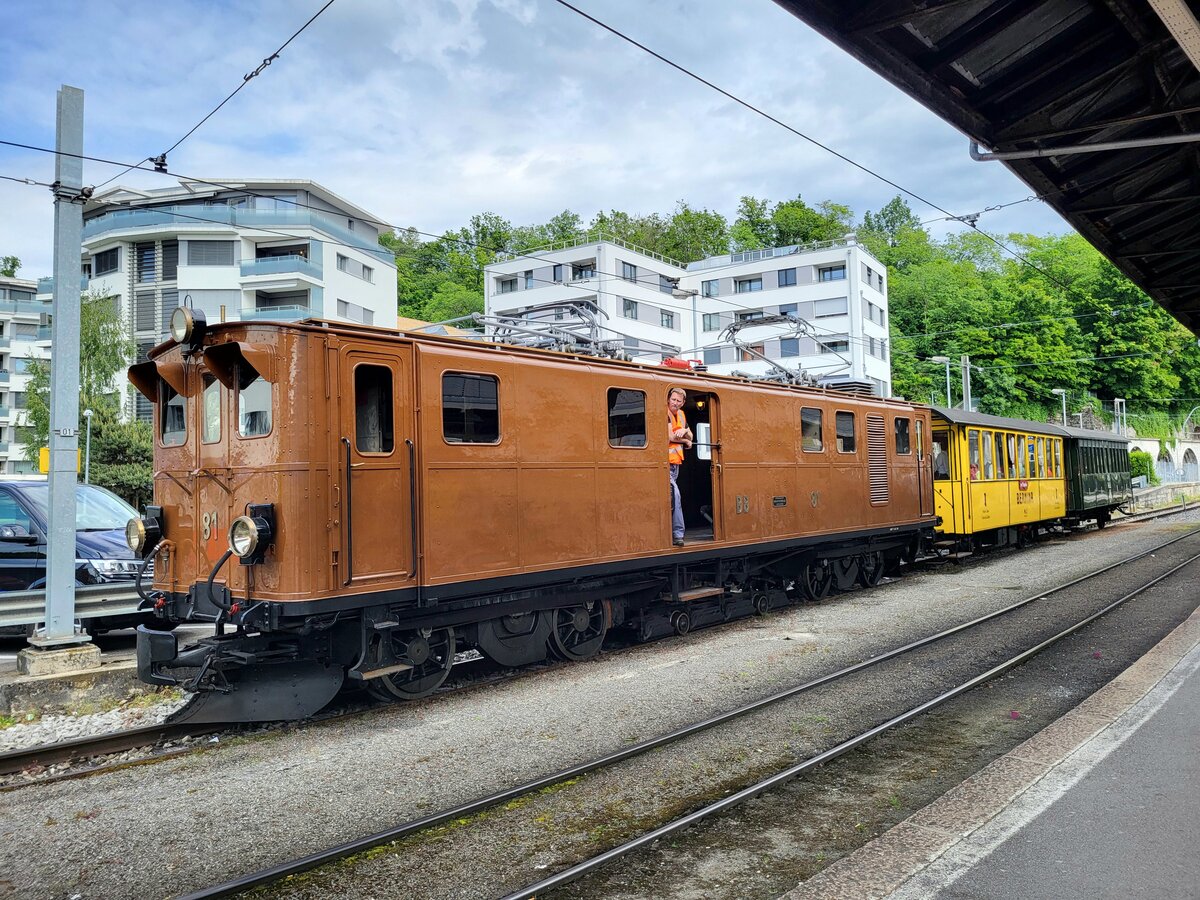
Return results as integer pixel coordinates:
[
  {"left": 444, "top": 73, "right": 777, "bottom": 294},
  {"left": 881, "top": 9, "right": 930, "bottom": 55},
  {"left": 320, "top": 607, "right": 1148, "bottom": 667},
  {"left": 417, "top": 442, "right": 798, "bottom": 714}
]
[
  {"left": 0, "top": 372, "right": 10, "bottom": 384},
  {"left": 0, "top": 299, "right": 52, "bottom": 317},
  {"left": 0, "top": 442, "right": 10, "bottom": 454},
  {"left": 240, "top": 254, "right": 323, "bottom": 280},
  {"left": 240, "top": 304, "right": 314, "bottom": 322},
  {"left": 36, "top": 327, "right": 51, "bottom": 341},
  {"left": 0, "top": 338, "right": 10, "bottom": 351},
  {"left": 36, "top": 275, "right": 90, "bottom": 295},
  {"left": 0, "top": 406, "right": 10, "bottom": 418},
  {"left": 82, "top": 206, "right": 394, "bottom": 265}
]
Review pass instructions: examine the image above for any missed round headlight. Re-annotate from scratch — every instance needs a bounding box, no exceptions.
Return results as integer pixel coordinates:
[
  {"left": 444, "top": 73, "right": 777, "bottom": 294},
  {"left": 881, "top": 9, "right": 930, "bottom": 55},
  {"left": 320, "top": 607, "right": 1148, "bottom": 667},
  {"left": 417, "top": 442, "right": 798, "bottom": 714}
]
[
  {"left": 126, "top": 517, "right": 147, "bottom": 554},
  {"left": 169, "top": 306, "right": 195, "bottom": 344},
  {"left": 228, "top": 516, "right": 261, "bottom": 558}
]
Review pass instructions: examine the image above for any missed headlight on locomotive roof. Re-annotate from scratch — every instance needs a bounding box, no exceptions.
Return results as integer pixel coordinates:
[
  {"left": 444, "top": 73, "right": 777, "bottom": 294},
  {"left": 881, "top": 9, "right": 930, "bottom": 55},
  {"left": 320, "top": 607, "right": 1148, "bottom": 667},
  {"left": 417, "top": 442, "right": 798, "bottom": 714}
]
[
  {"left": 169, "top": 305, "right": 207, "bottom": 345},
  {"left": 228, "top": 514, "right": 272, "bottom": 559}
]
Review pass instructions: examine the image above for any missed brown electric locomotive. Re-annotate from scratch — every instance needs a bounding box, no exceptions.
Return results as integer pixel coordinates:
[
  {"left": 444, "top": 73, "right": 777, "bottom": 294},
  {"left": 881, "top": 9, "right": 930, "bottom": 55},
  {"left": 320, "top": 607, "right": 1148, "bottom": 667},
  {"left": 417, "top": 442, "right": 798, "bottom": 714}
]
[{"left": 128, "top": 312, "right": 936, "bottom": 722}]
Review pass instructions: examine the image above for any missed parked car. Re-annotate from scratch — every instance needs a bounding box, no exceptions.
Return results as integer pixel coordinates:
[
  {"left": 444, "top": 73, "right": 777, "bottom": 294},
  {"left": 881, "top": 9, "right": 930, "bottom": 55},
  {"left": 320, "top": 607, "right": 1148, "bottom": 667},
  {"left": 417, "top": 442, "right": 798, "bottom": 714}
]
[{"left": 0, "top": 478, "right": 160, "bottom": 635}]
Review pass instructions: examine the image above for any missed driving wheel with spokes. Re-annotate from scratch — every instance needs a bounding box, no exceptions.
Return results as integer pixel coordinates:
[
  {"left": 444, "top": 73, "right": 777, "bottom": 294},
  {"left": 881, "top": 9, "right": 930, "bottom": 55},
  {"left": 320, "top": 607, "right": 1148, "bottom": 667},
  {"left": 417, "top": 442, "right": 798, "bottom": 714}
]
[
  {"left": 372, "top": 627, "right": 456, "bottom": 700},
  {"left": 858, "top": 551, "right": 885, "bottom": 588},
  {"left": 798, "top": 561, "right": 833, "bottom": 602},
  {"left": 549, "top": 601, "right": 609, "bottom": 661}
]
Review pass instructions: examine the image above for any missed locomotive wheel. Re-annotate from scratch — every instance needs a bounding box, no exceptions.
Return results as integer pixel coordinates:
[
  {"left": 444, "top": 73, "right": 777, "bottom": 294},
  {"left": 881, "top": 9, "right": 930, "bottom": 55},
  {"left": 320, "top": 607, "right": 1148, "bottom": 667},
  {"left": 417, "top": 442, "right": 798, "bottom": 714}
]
[
  {"left": 671, "top": 610, "right": 691, "bottom": 636},
  {"left": 549, "top": 601, "right": 609, "bottom": 661},
  {"left": 752, "top": 592, "right": 770, "bottom": 616},
  {"left": 375, "top": 627, "right": 456, "bottom": 700},
  {"left": 798, "top": 562, "right": 832, "bottom": 602},
  {"left": 858, "top": 552, "right": 885, "bottom": 588},
  {"left": 832, "top": 557, "right": 860, "bottom": 592}
]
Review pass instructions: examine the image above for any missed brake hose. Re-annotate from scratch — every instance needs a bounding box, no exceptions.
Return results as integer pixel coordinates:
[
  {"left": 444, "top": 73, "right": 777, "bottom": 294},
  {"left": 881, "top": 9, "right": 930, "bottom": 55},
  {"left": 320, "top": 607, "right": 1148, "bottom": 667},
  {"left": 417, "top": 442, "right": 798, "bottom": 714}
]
[{"left": 207, "top": 550, "right": 234, "bottom": 611}]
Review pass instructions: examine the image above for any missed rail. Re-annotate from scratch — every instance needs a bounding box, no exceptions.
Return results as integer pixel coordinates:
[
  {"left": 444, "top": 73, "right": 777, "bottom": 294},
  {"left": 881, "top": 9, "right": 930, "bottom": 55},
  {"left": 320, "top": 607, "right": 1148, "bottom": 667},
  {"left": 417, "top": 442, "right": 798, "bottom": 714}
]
[{"left": 0, "top": 584, "right": 142, "bottom": 629}]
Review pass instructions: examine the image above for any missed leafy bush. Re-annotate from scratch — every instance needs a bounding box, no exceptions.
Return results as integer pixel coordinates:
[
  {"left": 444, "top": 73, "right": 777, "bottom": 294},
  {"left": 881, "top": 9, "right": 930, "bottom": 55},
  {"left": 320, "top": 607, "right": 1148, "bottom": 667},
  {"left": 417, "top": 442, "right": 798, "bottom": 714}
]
[{"left": 1129, "top": 449, "right": 1159, "bottom": 486}]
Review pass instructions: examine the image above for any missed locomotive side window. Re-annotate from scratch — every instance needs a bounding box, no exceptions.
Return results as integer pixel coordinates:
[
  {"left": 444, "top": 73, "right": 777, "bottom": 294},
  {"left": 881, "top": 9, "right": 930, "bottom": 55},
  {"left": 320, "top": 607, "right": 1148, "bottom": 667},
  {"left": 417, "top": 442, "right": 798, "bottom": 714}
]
[
  {"left": 160, "top": 381, "right": 186, "bottom": 446},
  {"left": 835, "top": 411, "right": 855, "bottom": 453},
  {"left": 894, "top": 417, "right": 911, "bottom": 454},
  {"left": 238, "top": 375, "right": 272, "bottom": 438},
  {"left": 355, "top": 365, "right": 394, "bottom": 454},
  {"left": 801, "top": 407, "right": 823, "bottom": 451},
  {"left": 915, "top": 419, "right": 924, "bottom": 459},
  {"left": 982, "top": 430, "right": 995, "bottom": 479},
  {"left": 202, "top": 375, "right": 220, "bottom": 444},
  {"left": 443, "top": 372, "right": 500, "bottom": 444},
  {"left": 968, "top": 429, "right": 980, "bottom": 480},
  {"left": 607, "top": 388, "right": 646, "bottom": 448}
]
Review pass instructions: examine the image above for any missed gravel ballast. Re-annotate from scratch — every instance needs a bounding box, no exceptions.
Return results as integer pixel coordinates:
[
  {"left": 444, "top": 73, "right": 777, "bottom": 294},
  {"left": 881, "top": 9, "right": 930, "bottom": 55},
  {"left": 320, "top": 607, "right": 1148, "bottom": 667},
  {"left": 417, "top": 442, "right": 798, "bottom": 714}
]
[{"left": 0, "top": 517, "right": 1195, "bottom": 899}]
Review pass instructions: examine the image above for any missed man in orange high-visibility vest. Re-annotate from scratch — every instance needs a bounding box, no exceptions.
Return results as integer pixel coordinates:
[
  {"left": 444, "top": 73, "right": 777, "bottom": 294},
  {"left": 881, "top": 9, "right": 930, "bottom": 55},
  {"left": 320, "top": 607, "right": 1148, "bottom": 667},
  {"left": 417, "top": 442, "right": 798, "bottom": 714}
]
[{"left": 668, "top": 387, "right": 693, "bottom": 547}]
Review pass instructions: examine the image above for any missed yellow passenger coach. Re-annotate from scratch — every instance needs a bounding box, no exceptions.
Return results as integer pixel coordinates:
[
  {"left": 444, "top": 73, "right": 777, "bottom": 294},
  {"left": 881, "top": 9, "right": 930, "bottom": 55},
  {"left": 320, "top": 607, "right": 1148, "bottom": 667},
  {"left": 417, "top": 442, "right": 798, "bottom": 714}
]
[{"left": 930, "top": 408, "right": 1066, "bottom": 549}]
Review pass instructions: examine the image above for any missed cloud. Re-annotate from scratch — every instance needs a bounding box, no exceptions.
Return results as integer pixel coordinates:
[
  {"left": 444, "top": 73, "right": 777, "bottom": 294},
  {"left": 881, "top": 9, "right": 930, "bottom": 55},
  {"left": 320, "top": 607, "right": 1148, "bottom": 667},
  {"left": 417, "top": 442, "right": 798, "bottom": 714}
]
[{"left": 0, "top": 0, "right": 1069, "bottom": 277}]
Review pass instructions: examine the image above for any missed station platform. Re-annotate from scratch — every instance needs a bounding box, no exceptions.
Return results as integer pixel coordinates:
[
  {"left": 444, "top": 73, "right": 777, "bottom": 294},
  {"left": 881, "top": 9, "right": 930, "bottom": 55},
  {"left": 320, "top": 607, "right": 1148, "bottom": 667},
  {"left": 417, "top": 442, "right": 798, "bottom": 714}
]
[{"left": 785, "top": 606, "right": 1200, "bottom": 900}]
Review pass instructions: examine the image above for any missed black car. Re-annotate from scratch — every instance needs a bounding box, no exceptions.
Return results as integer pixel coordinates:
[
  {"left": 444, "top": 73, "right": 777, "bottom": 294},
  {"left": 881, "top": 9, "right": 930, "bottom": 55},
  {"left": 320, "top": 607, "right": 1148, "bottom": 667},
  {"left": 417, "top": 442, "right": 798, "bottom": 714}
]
[{"left": 0, "top": 478, "right": 156, "bottom": 634}]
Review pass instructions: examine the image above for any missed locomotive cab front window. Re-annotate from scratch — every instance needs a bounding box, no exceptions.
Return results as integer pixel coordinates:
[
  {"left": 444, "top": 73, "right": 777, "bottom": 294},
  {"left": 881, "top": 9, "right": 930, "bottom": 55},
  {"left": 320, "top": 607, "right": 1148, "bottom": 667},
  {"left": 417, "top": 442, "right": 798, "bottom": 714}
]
[
  {"left": 238, "top": 373, "right": 272, "bottom": 438},
  {"left": 160, "top": 381, "right": 186, "bottom": 446},
  {"left": 202, "top": 374, "right": 221, "bottom": 444}
]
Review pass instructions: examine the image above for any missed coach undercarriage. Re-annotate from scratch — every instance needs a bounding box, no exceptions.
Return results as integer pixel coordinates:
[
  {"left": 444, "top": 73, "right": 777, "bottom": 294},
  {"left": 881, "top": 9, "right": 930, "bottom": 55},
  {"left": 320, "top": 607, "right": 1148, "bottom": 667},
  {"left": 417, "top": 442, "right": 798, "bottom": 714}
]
[{"left": 140, "top": 526, "right": 927, "bottom": 723}]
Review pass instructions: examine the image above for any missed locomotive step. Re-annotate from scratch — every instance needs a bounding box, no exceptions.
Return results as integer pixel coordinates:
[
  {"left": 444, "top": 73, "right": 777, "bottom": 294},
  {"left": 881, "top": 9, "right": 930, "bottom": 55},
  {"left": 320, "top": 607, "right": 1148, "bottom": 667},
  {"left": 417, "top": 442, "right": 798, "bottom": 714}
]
[{"left": 664, "top": 586, "right": 725, "bottom": 603}]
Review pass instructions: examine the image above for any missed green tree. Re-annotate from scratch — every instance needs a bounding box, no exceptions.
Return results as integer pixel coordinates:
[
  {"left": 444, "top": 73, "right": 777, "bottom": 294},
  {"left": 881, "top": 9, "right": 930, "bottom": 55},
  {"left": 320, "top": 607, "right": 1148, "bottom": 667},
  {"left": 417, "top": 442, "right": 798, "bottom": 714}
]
[
  {"left": 86, "top": 406, "right": 154, "bottom": 508},
  {"left": 24, "top": 289, "right": 134, "bottom": 465},
  {"left": 661, "top": 201, "right": 729, "bottom": 262},
  {"left": 730, "top": 196, "right": 773, "bottom": 251},
  {"left": 0, "top": 255, "right": 18, "bottom": 277}
]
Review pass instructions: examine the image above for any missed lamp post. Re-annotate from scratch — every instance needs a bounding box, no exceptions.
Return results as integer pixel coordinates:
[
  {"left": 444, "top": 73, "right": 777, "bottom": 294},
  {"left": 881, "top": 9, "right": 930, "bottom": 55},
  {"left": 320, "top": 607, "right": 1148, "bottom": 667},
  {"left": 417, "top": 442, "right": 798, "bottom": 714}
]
[
  {"left": 1180, "top": 405, "right": 1200, "bottom": 439},
  {"left": 930, "top": 356, "right": 952, "bottom": 407},
  {"left": 83, "top": 408, "right": 92, "bottom": 484},
  {"left": 1051, "top": 388, "right": 1067, "bottom": 426}
]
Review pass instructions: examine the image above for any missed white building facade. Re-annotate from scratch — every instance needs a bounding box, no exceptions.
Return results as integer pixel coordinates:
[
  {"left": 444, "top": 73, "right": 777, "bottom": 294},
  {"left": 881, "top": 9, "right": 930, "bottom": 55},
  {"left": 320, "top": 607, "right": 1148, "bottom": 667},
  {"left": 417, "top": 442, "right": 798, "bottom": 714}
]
[
  {"left": 484, "top": 233, "right": 892, "bottom": 396},
  {"left": 0, "top": 275, "right": 53, "bottom": 473},
  {"left": 38, "top": 178, "right": 397, "bottom": 419}
]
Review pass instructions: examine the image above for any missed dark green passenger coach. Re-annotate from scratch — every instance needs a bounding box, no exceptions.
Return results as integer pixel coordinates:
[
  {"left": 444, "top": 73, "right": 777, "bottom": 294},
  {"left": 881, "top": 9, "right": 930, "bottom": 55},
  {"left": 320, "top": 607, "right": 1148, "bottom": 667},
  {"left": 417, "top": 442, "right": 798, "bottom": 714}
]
[{"left": 1061, "top": 426, "right": 1132, "bottom": 526}]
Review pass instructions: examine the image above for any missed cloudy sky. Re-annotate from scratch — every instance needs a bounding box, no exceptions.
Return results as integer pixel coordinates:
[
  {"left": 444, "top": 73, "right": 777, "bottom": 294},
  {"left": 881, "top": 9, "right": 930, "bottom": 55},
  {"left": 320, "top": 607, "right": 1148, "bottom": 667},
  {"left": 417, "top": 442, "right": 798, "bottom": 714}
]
[{"left": 0, "top": 0, "right": 1070, "bottom": 277}]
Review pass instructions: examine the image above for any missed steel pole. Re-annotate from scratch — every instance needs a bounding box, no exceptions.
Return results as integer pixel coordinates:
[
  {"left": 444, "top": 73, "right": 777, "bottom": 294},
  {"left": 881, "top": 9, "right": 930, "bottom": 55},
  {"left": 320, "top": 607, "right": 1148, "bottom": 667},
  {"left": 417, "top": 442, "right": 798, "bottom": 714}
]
[
  {"left": 961, "top": 354, "right": 972, "bottom": 412},
  {"left": 944, "top": 361, "right": 952, "bottom": 408},
  {"left": 83, "top": 409, "right": 92, "bottom": 483},
  {"left": 38, "top": 85, "right": 87, "bottom": 647},
  {"left": 1060, "top": 392, "right": 1068, "bottom": 426}
]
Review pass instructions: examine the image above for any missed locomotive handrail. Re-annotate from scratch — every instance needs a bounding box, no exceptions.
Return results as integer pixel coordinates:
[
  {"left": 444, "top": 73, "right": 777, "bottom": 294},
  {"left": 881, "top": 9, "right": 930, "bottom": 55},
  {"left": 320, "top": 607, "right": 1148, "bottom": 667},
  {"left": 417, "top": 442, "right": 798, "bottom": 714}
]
[
  {"left": 0, "top": 584, "right": 141, "bottom": 629},
  {"left": 342, "top": 437, "right": 353, "bottom": 586},
  {"left": 407, "top": 438, "right": 420, "bottom": 602}
]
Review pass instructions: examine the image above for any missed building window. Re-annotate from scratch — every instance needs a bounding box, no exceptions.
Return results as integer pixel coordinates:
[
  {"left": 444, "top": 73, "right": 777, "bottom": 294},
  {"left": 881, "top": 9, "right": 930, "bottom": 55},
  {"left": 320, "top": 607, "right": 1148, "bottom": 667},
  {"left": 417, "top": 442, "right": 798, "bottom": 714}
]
[
  {"left": 607, "top": 388, "right": 646, "bottom": 448},
  {"left": 135, "top": 291, "right": 156, "bottom": 331},
  {"left": 661, "top": 310, "right": 675, "bottom": 329},
  {"left": 867, "top": 336, "right": 876, "bottom": 356},
  {"left": 553, "top": 264, "right": 563, "bottom": 282},
  {"left": 187, "top": 240, "right": 235, "bottom": 266},
  {"left": 337, "top": 254, "right": 349, "bottom": 273},
  {"left": 162, "top": 240, "right": 178, "bottom": 280},
  {"left": 702, "top": 313, "right": 721, "bottom": 332},
  {"left": 779, "top": 303, "right": 797, "bottom": 317},
  {"left": 780, "top": 337, "right": 799, "bottom": 357},
  {"left": 815, "top": 298, "right": 848, "bottom": 318},
  {"left": 622, "top": 298, "right": 638, "bottom": 319},
  {"left": 739, "top": 342, "right": 765, "bottom": 362},
  {"left": 659, "top": 274, "right": 675, "bottom": 294},
  {"left": 702, "top": 279, "right": 718, "bottom": 297},
  {"left": 362, "top": 265, "right": 374, "bottom": 283},
  {"left": 355, "top": 365, "right": 394, "bottom": 454},
  {"left": 572, "top": 263, "right": 595, "bottom": 279},
  {"left": 777, "top": 268, "right": 797, "bottom": 287},
  {"left": 93, "top": 247, "right": 119, "bottom": 276},
  {"left": 881, "top": 340, "right": 888, "bottom": 361},
  {"left": 895, "top": 417, "right": 911, "bottom": 454},
  {"left": 818, "top": 264, "right": 846, "bottom": 282},
  {"left": 443, "top": 372, "right": 500, "bottom": 444},
  {"left": 136, "top": 242, "right": 156, "bottom": 283},
  {"left": 836, "top": 411, "right": 856, "bottom": 453},
  {"left": 820, "top": 339, "right": 850, "bottom": 354},
  {"left": 735, "top": 277, "right": 762, "bottom": 293},
  {"left": 621, "top": 261, "right": 637, "bottom": 283},
  {"left": 737, "top": 310, "right": 763, "bottom": 322},
  {"left": 703, "top": 348, "right": 722, "bottom": 365},
  {"left": 524, "top": 270, "right": 534, "bottom": 289},
  {"left": 498, "top": 277, "right": 517, "bottom": 294},
  {"left": 801, "top": 407, "right": 823, "bottom": 451}
]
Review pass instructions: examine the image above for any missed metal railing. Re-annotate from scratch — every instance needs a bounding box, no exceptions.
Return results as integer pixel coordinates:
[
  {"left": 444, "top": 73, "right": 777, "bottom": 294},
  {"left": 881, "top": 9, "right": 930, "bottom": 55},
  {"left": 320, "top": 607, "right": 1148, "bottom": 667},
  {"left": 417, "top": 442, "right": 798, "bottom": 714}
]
[
  {"left": 0, "top": 584, "right": 142, "bottom": 629},
  {"left": 240, "top": 304, "right": 315, "bottom": 321},
  {"left": 240, "top": 254, "right": 323, "bottom": 280},
  {"left": 495, "top": 230, "right": 687, "bottom": 269}
]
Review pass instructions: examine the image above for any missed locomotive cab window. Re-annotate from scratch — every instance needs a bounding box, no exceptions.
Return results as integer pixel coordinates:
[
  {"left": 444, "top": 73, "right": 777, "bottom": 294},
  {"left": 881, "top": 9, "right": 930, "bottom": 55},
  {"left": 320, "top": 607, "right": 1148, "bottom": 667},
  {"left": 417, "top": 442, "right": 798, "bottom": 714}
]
[
  {"left": 443, "top": 372, "right": 500, "bottom": 444},
  {"left": 894, "top": 417, "right": 911, "bottom": 454},
  {"left": 801, "top": 407, "right": 823, "bottom": 452},
  {"left": 201, "top": 374, "right": 220, "bottom": 444},
  {"left": 607, "top": 388, "right": 646, "bottom": 448},
  {"left": 355, "top": 365, "right": 394, "bottom": 454},
  {"left": 160, "top": 381, "right": 186, "bottom": 446},
  {"left": 835, "top": 411, "right": 855, "bottom": 453},
  {"left": 238, "top": 374, "right": 272, "bottom": 438}
]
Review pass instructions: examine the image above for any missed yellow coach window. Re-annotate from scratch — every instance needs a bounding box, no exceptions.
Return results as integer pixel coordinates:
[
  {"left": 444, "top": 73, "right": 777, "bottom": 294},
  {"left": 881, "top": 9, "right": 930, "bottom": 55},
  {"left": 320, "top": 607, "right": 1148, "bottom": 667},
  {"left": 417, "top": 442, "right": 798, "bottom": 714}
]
[
  {"left": 982, "top": 430, "right": 995, "bottom": 479},
  {"left": 968, "top": 429, "right": 981, "bottom": 480}
]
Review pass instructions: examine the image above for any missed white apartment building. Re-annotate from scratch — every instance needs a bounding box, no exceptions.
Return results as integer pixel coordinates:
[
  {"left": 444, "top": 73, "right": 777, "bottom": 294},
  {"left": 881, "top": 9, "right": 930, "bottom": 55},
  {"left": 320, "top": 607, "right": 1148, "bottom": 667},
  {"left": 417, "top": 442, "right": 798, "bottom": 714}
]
[
  {"left": 484, "top": 233, "right": 892, "bottom": 396},
  {"left": 0, "top": 275, "right": 53, "bottom": 473},
  {"left": 37, "top": 178, "right": 397, "bottom": 419}
]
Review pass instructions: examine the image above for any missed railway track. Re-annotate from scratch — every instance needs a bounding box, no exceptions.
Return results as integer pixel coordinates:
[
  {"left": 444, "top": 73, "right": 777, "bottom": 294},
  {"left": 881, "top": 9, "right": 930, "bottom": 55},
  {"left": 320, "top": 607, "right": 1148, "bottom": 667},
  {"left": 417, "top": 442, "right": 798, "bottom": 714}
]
[
  {"left": 4, "top": 508, "right": 1194, "bottom": 793},
  {"left": 171, "top": 526, "right": 1200, "bottom": 900}
]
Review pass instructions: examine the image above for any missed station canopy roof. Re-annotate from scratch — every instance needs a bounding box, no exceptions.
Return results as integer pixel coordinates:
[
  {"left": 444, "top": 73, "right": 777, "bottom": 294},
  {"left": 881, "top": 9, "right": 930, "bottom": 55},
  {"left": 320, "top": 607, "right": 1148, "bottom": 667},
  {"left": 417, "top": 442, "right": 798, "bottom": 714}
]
[{"left": 774, "top": 0, "right": 1200, "bottom": 334}]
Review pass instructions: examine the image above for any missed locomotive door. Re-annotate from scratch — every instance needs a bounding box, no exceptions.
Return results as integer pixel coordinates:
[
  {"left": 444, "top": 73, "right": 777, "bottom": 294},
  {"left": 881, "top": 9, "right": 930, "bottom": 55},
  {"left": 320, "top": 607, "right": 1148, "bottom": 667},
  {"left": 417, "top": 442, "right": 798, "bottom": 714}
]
[{"left": 339, "top": 348, "right": 416, "bottom": 585}]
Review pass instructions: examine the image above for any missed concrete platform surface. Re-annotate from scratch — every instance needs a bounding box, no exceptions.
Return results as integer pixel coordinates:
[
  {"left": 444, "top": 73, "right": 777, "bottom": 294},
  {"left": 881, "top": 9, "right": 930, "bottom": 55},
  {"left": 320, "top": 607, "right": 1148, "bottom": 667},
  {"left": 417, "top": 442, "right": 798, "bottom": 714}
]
[{"left": 784, "top": 606, "right": 1200, "bottom": 900}]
